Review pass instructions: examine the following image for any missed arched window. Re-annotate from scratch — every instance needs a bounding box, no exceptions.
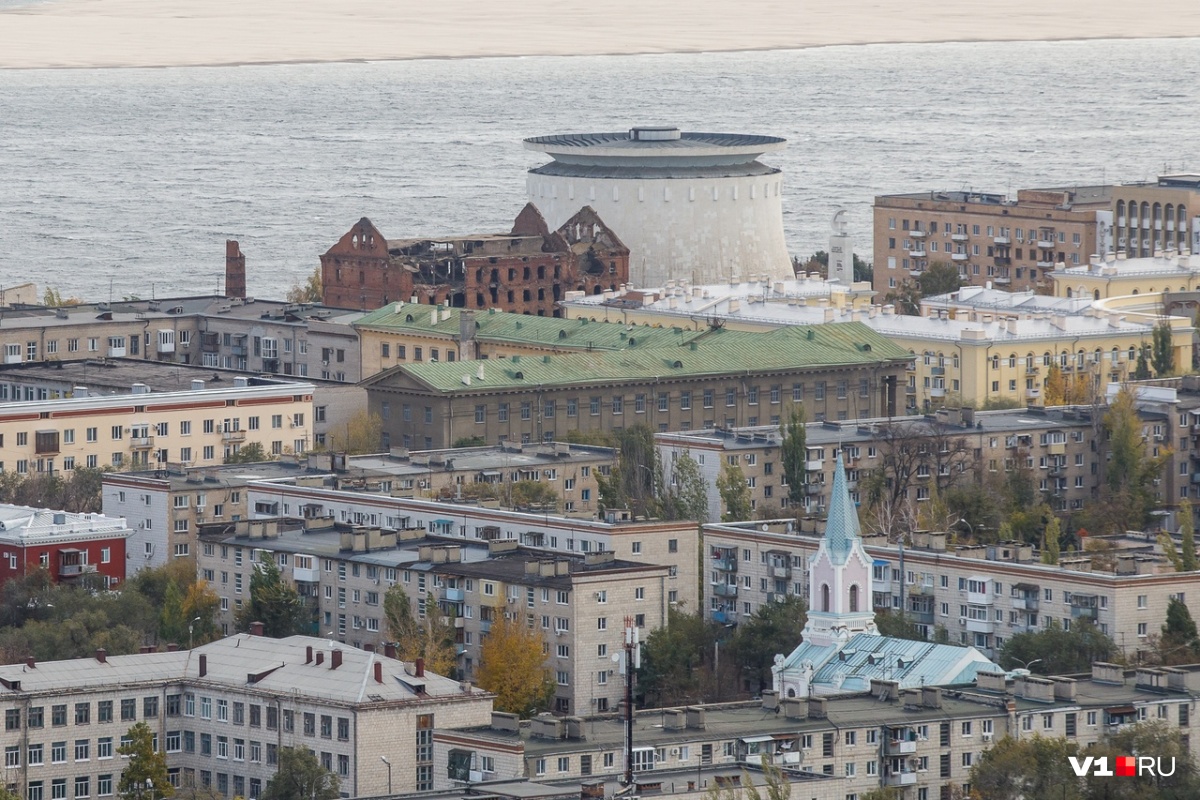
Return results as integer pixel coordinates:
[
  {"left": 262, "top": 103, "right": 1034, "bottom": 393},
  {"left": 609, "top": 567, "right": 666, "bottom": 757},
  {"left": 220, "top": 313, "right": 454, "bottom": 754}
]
[
  {"left": 1008, "top": 354, "right": 1017, "bottom": 368},
  {"left": 821, "top": 584, "right": 830, "bottom": 613},
  {"left": 787, "top": 688, "right": 797, "bottom": 698},
  {"left": 1117, "top": 200, "right": 1126, "bottom": 221},
  {"left": 1094, "top": 289, "right": 1100, "bottom": 301},
  {"left": 849, "top": 585, "right": 859, "bottom": 613}
]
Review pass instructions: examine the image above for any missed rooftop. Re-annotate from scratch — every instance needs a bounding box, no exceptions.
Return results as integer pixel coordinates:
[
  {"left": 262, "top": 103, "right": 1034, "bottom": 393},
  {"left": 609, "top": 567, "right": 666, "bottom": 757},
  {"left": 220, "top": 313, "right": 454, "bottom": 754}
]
[
  {"left": 0, "top": 505, "right": 130, "bottom": 543},
  {"left": 1055, "top": 250, "right": 1199, "bottom": 280},
  {"left": 0, "top": 296, "right": 362, "bottom": 332},
  {"left": 0, "top": 359, "right": 337, "bottom": 395}
]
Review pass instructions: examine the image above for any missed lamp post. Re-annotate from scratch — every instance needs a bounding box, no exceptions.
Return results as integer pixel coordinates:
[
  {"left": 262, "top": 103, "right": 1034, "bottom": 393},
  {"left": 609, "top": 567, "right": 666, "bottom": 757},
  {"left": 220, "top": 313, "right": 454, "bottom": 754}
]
[
  {"left": 954, "top": 518, "right": 974, "bottom": 539},
  {"left": 1010, "top": 657, "right": 1043, "bottom": 673},
  {"left": 188, "top": 616, "right": 201, "bottom": 650},
  {"left": 380, "top": 756, "right": 392, "bottom": 794},
  {"left": 145, "top": 779, "right": 154, "bottom": 800}
]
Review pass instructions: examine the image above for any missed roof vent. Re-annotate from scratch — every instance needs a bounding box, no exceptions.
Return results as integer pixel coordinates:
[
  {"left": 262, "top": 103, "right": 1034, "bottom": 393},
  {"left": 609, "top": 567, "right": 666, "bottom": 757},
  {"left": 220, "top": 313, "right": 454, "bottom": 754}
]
[{"left": 630, "top": 126, "right": 681, "bottom": 141}]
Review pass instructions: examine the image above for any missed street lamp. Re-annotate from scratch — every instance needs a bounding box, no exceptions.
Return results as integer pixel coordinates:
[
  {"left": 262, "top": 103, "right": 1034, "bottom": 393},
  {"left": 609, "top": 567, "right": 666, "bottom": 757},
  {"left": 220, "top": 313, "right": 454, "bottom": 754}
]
[
  {"left": 145, "top": 779, "right": 154, "bottom": 800},
  {"left": 1010, "top": 657, "right": 1043, "bottom": 673},
  {"left": 954, "top": 518, "right": 974, "bottom": 539},
  {"left": 380, "top": 756, "right": 392, "bottom": 794},
  {"left": 188, "top": 616, "right": 201, "bottom": 649}
]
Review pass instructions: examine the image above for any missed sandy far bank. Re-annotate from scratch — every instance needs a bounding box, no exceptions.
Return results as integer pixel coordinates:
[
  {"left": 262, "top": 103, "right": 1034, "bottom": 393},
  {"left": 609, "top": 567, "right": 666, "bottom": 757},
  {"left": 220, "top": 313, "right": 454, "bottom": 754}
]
[{"left": 1, "top": 0, "right": 1198, "bottom": 70}]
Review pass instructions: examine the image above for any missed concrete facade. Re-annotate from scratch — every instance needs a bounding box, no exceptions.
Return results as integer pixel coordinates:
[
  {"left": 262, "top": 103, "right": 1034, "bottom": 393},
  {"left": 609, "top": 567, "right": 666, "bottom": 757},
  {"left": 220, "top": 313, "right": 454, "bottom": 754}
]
[{"left": 1111, "top": 174, "right": 1200, "bottom": 258}]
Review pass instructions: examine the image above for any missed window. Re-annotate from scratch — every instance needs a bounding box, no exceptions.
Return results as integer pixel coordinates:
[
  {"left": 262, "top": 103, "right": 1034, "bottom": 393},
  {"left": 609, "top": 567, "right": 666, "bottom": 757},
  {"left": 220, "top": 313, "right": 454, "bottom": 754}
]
[
  {"left": 97, "top": 738, "right": 112, "bottom": 759},
  {"left": 51, "top": 742, "right": 66, "bottom": 764},
  {"left": 120, "top": 700, "right": 135, "bottom": 722},
  {"left": 28, "top": 744, "right": 42, "bottom": 766},
  {"left": 74, "top": 740, "right": 89, "bottom": 761}
]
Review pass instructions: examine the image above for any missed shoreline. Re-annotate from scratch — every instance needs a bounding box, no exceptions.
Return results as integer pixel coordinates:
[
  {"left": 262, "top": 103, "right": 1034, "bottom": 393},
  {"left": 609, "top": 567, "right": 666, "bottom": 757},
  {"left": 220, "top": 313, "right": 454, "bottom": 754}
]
[
  {"left": 2, "top": 33, "right": 1198, "bottom": 72},
  {"left": 2, "top": 0, "right": 1199, "bottom": 72}
]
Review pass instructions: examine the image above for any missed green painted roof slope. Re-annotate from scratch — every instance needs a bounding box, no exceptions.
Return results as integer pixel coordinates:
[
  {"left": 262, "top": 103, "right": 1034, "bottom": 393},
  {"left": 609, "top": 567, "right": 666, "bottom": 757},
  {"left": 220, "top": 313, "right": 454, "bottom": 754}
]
[
  {"left": 354, "top": 303, "right": 707, "bottom": 351},
  {"left": 377, "top": 323, "right": 911, "bottom": 393}
]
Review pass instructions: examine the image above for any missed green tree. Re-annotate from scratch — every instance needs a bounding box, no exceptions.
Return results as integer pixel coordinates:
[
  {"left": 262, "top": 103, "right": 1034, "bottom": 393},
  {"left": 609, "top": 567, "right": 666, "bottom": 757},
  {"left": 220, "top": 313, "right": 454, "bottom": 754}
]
[
  {"left": 1041, "top": 516, "right": 1061, "bottom": 565},
  {"left": 593, "top": 424, "right": 662, "bottom": 518},
  {"left": 1103, "top": 387, "right": 1170, "bottom": 532},
  {"left": 859, "top": 790, "right": 903, "bottom": 800},
  {"left": 999, "top": 619, "right": 1118, "bottom": 675},
  {"left": 1153, "top": 320, "right": 1175, "bottom": 376},
  {"left": 117, "top": 722, "right": 173, "bottom": 800},
  {"left": 883, "top": 279, "right": 921, "bottom": 315},
  {"left": 663, "top": 450, "right": 710, "bottom": 523},
  {"left": 1180, "top": 500, "right": 1197, "bottom": 572},
  {"left": 510, "top": 480, "right": 558, "bottom": 510},
  {"left": 476, "top": 616, "right": 555, "bottom": 718},
  {"left": 322, "top": 411, "right": 383, "bottom": 454},
  {"left": 385, "top": 591, "right": 457, "bottom": 678},
  {"left": 43, "top": 287, "right": 81, "bottom": 307},
  {"left": 452, "top": 436, "right": 486, "bottom": 448},
  {"left": 223, "top": 441, "right": 268, "bottom": 464},
  {"left": 916, "top": 261, "right": 965, "bottom": 298},
  {"left": 639, "top": 608, "right": 722, "bottom": 706},
  {"left": 703, "top": 757, "right": 791, "bottom": 800},
  {"left": 780, "top": 404, "right": 808, "bottom": 507},
  {"left": 1135, "top": 344, "right": 1152, "bottom": 380},
  {"left": 235, "top": 552, "right": 308, "bottom": 637},
  {"left": 261, "top": 747, "right": 339, "bottom": 800},
  {"left": 1083, "top": 721, "right": 1200, "bottom": 799},
  {"left": 969, "top": 735, "right": 1084, "bottom": 800},
  {"left": 284, "top": 267, "right": 323, "bottom": 305},
  {"left": 717, "top": 463, "right": 753, "bottom": 522},
  {"left": 873, "top": 609, "right": 925, "bottom": 641},
  {"left": 1160, "top": 596, "right": 1200, "bottom": 663},
  {"left": 729, "top": 596, "right": 807, "bottom": 693},
  {"left": 383, "top": 583, "right": 417, "bottom": 643}
]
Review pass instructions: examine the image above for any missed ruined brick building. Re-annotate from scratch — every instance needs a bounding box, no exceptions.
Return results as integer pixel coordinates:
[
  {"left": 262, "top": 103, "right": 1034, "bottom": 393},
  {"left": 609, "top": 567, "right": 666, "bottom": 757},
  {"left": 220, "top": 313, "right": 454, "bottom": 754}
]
[{"left": 320, "top": 204, "right": 630, "bottom": 316}]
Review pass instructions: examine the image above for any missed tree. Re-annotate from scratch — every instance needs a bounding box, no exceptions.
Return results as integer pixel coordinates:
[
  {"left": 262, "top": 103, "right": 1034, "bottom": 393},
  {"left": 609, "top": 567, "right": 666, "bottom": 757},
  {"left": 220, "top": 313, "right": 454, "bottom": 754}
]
[
  {"left": 1160, "top": 597, "right": 1200, "bottom": 663},
  {"left": 476, "top": 615, "right": 555, "bottom": 718},
  {"left": 999, "top": 619, "right": 1118, "bottom": 675},
  {"left": 1102, "top": 387, "right": 1170, "bottom": 533},
  {"left": 1041, "top": 516, "right": 1061, "bottom": 565},
  {"left": 873, "top": 609, "right": 925, "bottom": 641},
  {"left": 43, "top": 287, "right": 81, "bottom": 307},
  {"left": 384, "top": 587, "right": 457, "bottom": 678},
  {"left": 1180, "top": 500, "right": 1197, "bottom": 572},
  {"left": 639, "top": 608, "right": 722, "bottom": 706},
  {"left": 1153, "top": 320, "right": 1175, "bottom": 376},
  {"left": 1135, "top": 344, "right": 1152, "bottom": 380},
  {"left": 224, "top": 442, "right": 268, "bottom": 464},
  {"left": 383, "top": 583, "right": 417, "bottom": 643},
  {"left": 235, "top": 552, "right": 308, "bottom": 637},
  {"left": 261, "top": 747, "right": 339, "bottom": 800},
  {"left": 1083, "top": 721, "right": 1200, "bottom": 799},
  {"left": 780, "top": 404, "right": 808, "bottom": 507},
  {"left": 717, "top": 462, "right": 753, "bottom": 522},
  {"left": 662, "top": 450, "right": 710, "bottom": 523},
  {"left": 118, "top": 722, "right": 174, "bottom": 800},
  {"left": 322, "top": 411, "right": 383, "bottom": 454},
  {"left": 285, "top": 267, "right": 323, "bottom": 305},
  {"left": 969, "top": 735, "right": 1084, "bottom": 800},
  {"left": 452, "top": 436, "right": 486, "bottom": 448},
  {"left": 859, "top": 790, "right": 903, "bottom": 800},
  {"left": 883, "top": 280, "right": 921, "bottom": 315},
  {"left": 917, "top": 261, "right": 965, "bottom": 298},
  {"left": 703, "top": 757, "right": 791, "bottom": 800},
  {"left": 511, "top": 480, "right": 558, "bottom": 510},
  {"left": 1043, "top": 364, "right": 1066, "bottom": 406},
  {"left": 729, "top": 596, "right": 807, "bottom": 693},
  {"left": 593, "top": 425, "right": 662, "bottom": 518}
]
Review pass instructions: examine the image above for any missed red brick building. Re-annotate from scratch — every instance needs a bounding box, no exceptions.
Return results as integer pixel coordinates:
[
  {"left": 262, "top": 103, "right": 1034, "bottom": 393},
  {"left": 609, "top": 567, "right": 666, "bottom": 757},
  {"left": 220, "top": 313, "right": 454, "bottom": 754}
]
[
  {"left": 320, "top": 204, "right": 630, "bottom": 316},
  {"left": 0, "top": 505, "right": 131, "bottom": 588}
]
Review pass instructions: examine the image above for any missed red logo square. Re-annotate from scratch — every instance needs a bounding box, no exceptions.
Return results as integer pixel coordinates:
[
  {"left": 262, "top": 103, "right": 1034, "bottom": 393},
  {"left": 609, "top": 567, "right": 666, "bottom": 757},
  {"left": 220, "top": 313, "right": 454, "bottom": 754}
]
[{"left": 1116, "top": 756, "right": 1137, "bottom": 777}]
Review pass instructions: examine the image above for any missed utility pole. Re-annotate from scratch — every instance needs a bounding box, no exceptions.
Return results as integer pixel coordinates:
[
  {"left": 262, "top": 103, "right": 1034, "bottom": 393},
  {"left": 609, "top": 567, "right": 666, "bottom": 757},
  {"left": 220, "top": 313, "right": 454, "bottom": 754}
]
[{"left": 617, "top": 616, "right": 640, "bottom": 789}]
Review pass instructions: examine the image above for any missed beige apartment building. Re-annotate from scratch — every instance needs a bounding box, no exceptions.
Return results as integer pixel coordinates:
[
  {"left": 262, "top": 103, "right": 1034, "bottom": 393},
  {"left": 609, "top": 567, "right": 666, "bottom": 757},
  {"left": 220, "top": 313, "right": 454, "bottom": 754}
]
[
  {"left": 437, "top": 663, "right": 1200, "bottom": 800},
  {"left": 0, "top": 382, "right": 314, "bottom": 477},
  {"left": 0, "top": 632, "right": 491, "bottom": 800},
  {"left": 198, "top": 522, "right": 675, "bottom": 717},
  {"left": 1051, "top": 250, "right": 1200, "bottom": 300},
  {"left": 703, "top": 516, "right": 1198, "bottom": 663},
  {"left": 872, "top": 187, "right": 1111, "bottom": 295},
  {"left": 1111, "top": 174, "right": 1200, "bottom": 258}
]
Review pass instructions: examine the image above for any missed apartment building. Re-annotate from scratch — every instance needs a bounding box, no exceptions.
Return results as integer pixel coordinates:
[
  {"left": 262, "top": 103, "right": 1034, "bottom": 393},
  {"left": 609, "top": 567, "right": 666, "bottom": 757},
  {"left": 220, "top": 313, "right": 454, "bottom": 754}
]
[
  {"left": 872, "top": 186, "right": 1112, "bottom": 295},
  {"left": 1111, "top": 174, "right": 1200, "bottom": 258},
  {"left": 435, "top": 663, "right": 1200, "bottom": 800},
  {"left": 361, "top": 323, "right": 910, "bottom": 451},
  {"left": 0, "top": 632, "right": 491, "bottom": 800},
  {"left": 354, "top": 303, "right": 711, "bottom": 378},
  {"left": 198, "top": 524, "right": 672, "bottom": 716},
  {"left": 0, "top": 505, "right": 130, "bottom": 588},
  {"left": 1051, "top": 250, "right": 1200, "bottom": 300},
  {"left": 0, "top": 381, "right": 314, "bottom": 478}
]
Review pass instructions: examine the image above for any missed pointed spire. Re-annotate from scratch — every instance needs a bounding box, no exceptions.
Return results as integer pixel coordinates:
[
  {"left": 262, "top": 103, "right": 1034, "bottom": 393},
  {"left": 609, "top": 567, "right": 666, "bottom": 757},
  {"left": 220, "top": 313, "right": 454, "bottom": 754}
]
[{"left": 824, "top": 452, "right": 861, "bottom": 565}]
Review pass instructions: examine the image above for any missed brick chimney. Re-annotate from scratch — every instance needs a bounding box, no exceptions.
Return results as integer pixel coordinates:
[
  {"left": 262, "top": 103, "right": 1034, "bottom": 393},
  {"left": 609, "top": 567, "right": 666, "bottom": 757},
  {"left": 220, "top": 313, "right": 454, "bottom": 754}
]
[
  {"left": 198, "top": 654, "right": 207, "bottom": 677},
  {"left": 330, "top": 649, "right": 343, "bottom": 670},
  {"left": 166, "top": 643, "right": 178, "bottom": 652},
  {"left": 25, "top": 656, "right": 35, "bottom": 669},
  {"left": 249, "top": 621, "right": 264, "bottom": 636},
  {"left": 383, "top": 642, "right": 397, "bottom": 659},
  {"left": 306, "top": 645, "right": 313, "bottom": 664},
  {"left": 225, "top": 240, "right": 247, "bottom": 299},
  {"left": 95, "top": 649, "right": 107, "bottom": 664},
  {"left": 415, "top": 657, "right": 425, "bottom": 678},
  {"left": 316, "top": 651, "right": 324, "bottom": 666},
  {"left": 374, "top": 662, "right": 383, "bottom": 684}
]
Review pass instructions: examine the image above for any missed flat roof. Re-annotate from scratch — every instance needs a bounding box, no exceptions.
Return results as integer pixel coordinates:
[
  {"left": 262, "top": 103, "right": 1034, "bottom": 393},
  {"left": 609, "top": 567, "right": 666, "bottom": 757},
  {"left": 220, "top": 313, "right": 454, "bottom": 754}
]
[{"left": 0, "top": 359, "right": 339, "bottom": 393}]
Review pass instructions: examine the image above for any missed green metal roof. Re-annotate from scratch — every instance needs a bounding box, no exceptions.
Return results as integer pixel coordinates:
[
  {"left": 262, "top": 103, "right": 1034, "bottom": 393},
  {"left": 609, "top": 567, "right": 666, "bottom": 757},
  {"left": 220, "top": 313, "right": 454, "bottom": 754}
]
[
  {"left": 371, "top": 323, "right": 912, "bottom": 394},
  {"left": 354, "top": 303, "right": 708, "bottom": 351}
]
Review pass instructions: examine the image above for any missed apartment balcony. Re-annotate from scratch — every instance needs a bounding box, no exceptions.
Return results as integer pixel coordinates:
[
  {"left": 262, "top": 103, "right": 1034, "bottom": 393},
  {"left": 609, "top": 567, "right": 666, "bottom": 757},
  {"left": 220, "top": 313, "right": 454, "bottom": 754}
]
[
  {"left": 293, "top": 565, "right": 319, "bottom": 582},
  {"left": 713, "top": 583, "right": 739, "bottom": 598},
  {"left": 1071, "top": 605, "right": 1099, "bottom": 621},
  {"left": 805, "top": 483, "right": 823, "bottom": 495},
  {"left": 1037, "top": 260, "right": 1055, "bottom": 268},
  {"left": 966, "top": 618, "right": 994, "bottom": 634},
  {"left": 905, "top": 384, "right": 917, "bottom": 395},
  {"left": 908, "top": 583, "right": 934, "bottom": 597},
  {"left": 712, "top": 557, "right": 737, "bottom": 572},
  {"left": 231, "top": 344, "right": 248, "bottom": 357},
  {"left": 884, "top": 771, "right": 918, "bottom": 788},
  {"left": 930, "top": 387, "right": 946, "bottom": 398},
  {"left": 479, "top": 619, "right": 492, "bottom": 634},
  {"left": 1026, "top": 365, "right": 1040, "bottom": 375},
  {"left": 951, "top": 233, "right": 970, "bottom": 242},
  {"left": 967, "top": 589, "right": 993, "bottom": 606},
  {"left": 130, "top": 436, "right": 155, "bottom": 450},
  {"left": 1026, "top": 388, "right": 1042, "bottom": 400},
  {"left": 930, "top": 366, "right": 945, "bottom": 376},
  {"left": 994, "top": 236, "right": 1011, "bottom": 245},
  {"left": 222, "top": 429, "right": 246, "bottom": 442},
  {"left": 951, "top": 253, "right": 969, "bottom": 262},
  {"left": 444, "top": 587, "right": 465, "bottom": 602},
  {"left": 1012, "top": 595, "right": 1039, "bottom": 612},
  {"left": 805, "top": 460, "right": 824, "bottom": 471},
  {"left": 1048, "top": 442, "right": 1066, "bottom": 455},
  {"left": 884, "top": 737, "right": 917, "bottom": 756},
  {"left": 993, "top": 276, "right": 1012, "bottom": 285},
  {"left": 909, "top": 249, "right": 927, "bottom": 258},
  {"left": 712, "top": 610, "right": 735, "bottom": 624},
  {"left": 771, "top": 564, "right": 792, "bottom": 579},
  {"left": 909, "top": 229, "right": 928, "bottom": 239},
  {"left": 1037, "top": 239, "right": 1055, "bottom": 249}
]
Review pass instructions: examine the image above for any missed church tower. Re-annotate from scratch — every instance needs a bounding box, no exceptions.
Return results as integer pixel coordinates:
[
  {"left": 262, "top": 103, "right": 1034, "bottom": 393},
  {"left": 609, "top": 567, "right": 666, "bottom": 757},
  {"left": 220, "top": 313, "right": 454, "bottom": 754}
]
[{"left": 800, "top": 452, "right": 877, "bottom": 647}]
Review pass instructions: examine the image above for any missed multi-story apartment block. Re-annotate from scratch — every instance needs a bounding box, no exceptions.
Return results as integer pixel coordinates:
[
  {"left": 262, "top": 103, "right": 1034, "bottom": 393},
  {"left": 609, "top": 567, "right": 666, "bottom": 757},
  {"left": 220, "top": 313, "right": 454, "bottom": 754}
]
[
  {"left": 561, "top": 276, "right": 1191, "bottom": 412},
  {"left": 354, "top": 303, "right": 712, "bottom": 378},
  {"left": 0, "top": 293, "right": 363, "bottom": 383},
  {"left": 436, "top": 663, "right": 1200, "bottom": 800},
  {"left": 872, "top": 186, "right": 1112, "bottom": 294},
  {"left": 361, "top": 323, "right": 910, "bottom": 450},
  {"left": 1051, "top": 250, "right": 1200, "bottom": 300},
  {"left": 0, "top": 631, "right": 491, "bottom": 799},
  {"left": 703, "top": 515, "right": 1200, "bottom": 663},
  {"left": 198, "top": 524, "right": 672, "bottom": 716},
  {"left": 0, "top": 381, "right": 314, "bottom": 479},
  {"left": 1111, "top": 174, "right": 1200, "bottom": 258},
  {"left": 0, "top": 505, "right": 130, "bottom": 588},
  {"left": 0, "top": 359, "right": 360, "bottom": 452},
  {"left": 320, "top": 205, "right": 629, "bottom": 316}
]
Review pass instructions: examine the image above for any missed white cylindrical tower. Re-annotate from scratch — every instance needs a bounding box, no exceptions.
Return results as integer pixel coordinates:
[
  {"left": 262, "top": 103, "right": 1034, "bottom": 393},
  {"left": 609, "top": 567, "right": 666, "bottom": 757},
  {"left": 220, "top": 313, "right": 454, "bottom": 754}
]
[{"left": 524, "top": 126, "right": 792, "bottom": 288}]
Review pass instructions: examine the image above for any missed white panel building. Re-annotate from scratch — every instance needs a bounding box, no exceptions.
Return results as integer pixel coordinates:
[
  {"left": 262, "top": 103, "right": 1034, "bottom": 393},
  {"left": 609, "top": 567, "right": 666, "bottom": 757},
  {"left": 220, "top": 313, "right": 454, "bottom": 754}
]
[{"left": 525, "top": 127, "right": 793, "bottom": 288}]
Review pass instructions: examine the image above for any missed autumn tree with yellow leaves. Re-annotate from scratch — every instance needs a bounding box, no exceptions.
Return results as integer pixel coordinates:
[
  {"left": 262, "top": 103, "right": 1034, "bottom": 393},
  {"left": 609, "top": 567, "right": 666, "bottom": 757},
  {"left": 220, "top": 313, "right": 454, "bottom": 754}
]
[{"left": 476, "top": 615, "right": 555, "bottom": 718}]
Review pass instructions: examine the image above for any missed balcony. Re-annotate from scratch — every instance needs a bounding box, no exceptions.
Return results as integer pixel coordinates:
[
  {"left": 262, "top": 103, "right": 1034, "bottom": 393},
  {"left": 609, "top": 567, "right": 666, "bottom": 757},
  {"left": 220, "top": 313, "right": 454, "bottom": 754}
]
[
  {"left": 771, "top": 564, "right": 791, "bottom": 579},
  {"left": 805, "top": 483, "right": 822, "bottom": 496},
  {"left": 951, "top": 253, "right": 969, "bottom": 262},
  {"left": 712, "top": 610, "right": 734, "bottom": 624},
  {"left": 293, "top": 565, "right": 319, "bottom": 582},
  {"left": 931, "top": 387, "right": 946, "bottom": 398},
  {"left": 712, "top": 557, "right": 737, "bottom": 572},
  {"left": 444, "top": 587, "right": 465, "bottom": 602},
  {"left": 905, "top": 384, "right": 917, "bottom": 395},
  {"left": 1026, "top": 365, "right": 1040, "bottom": 375},
  {"left": 884, "top": 771, "right": 918, "bottom": 787},
  {"left": 1026, "top": 388, "right": 1041, "bottom": 401},
  {"left": 1037, "top": 239, "right": 1055, "bottom": 249},
  {"left": 884, "top": 737, "right": 917, "bottom": 756},
  {"left": 908, "top": 583, "right": 934, "bottom": 597},
  {"left": 994, "top": 236, "right": 1011, "bottom": 245},
  {"left": 231, "top": 344, "right": 248, "bottom": 357},
  {"left": 130, "top": 436, "right": 155, "bottom": 450},
  {"left": 966, "top": 618, "right": 994, "bottom": 634},
  {"left": 480, "top": 619, "right": 492, "bottom": 634},
  {"left": 908, "top": 249, "right": 927, "bottom": 258},
  {"left": 951, "top": 233, "right": 970, "bottom": 242},
  {"left": 930, "top": 366, "right": 945, "bottom": 376},
  {"left": 222, "top": 429, "right": 246, "bottom": 442},
  {"left": 909, "top": 229, "right": 928, "bottom": 238},
  {"left": 713, "top": 583, "right": 739, "bottom": 598},
  {"left": 1037, "top": 260, "right": 1055, "bottom": 268},
  {"left": 805, "top": 460, "right": 824, "bottom": 472},
  {"left": 993, "top": 276, "right": 1012, "bottom": 285}
]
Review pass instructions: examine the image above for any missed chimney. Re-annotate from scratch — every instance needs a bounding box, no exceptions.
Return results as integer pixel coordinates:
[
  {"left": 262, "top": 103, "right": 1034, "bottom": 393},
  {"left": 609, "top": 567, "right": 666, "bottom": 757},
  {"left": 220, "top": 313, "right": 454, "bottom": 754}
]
[
  {"left": 95, "top": 649, "right": 107, "bottom": 664},
  {"left": 198, "top": 654, "right": 206, "bottom": 677},
  {"left": 331, "top": 649, "right": 343, "bottom": 670},
  {"left": 315, "top": 651, "right": 324, "bottom": 666},
  {"left": 306, "top": 646, "right": 313, "bottom": 664},
  {"left": 374, "top": 662, "right": 383, "bottom": 684},
  {"left": 459, "top": 310, "right": 477, "bottom": 361},
  {"left": 225, "top": 240, "right": 247, "bottom": 300},
  {"left": 384, "top": 642, "right": 397, "bottom": 659},
  {"left": 166, "top": 644, "right": 178, "bottom": 652},
  {"left": 249, "top": 621, "right": 265, "bottom": 636},
  {"left": 415, "top": 657, "right": 425, "bottom": 678},
  {"left": 25, "top": 656, "right": 35, "bottom": 669}
]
